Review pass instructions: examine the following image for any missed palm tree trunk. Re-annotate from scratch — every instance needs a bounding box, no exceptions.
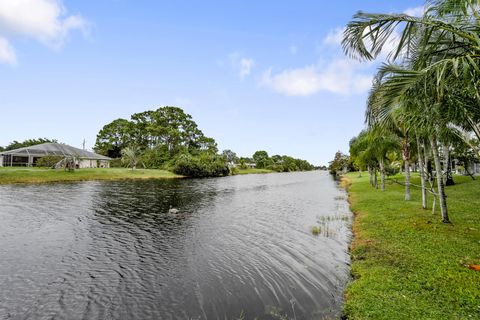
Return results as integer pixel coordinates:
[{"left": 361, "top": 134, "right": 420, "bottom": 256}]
[
  {"left": 425, "top": 145, "right": 432, "bottom": 185},
  {"left": 443, "top": 144, "right": 454, "bottom": 186},
  {"left": 374, "top": 167, "right": 378, "bottom": 189},
  {"left": 429, "top": 135, "right": 450, "bottom": 223},
  {"left": 416, "top": 134, "right": 427, "bottom": 209},
  {"left": 402, "top": 137, "right": 411, "bottom": 201},
  {"left": 379, "top": 159, "right": 385, "bottom": 191},
  {"left": 368, "top": 165, "right": 373, "bottom": 186}
]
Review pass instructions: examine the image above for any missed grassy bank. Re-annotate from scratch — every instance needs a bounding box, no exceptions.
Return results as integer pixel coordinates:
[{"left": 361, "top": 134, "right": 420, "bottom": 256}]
[
  {"left": 235, "top": 168, "right": 273, "bottom": 175},
  {"left": 343, "top": 173, "right": 480, "bottom": 319},
  {"left": 0, "top": 167, "right": 182, "bottom": 184}
]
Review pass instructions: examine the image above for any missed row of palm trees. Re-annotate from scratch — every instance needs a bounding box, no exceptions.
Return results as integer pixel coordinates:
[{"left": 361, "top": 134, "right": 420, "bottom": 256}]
[{"left": 343, "top": 0, "right": 480, "bottom": 223}]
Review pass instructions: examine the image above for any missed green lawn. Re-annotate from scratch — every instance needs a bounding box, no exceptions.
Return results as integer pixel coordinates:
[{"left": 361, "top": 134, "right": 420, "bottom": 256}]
[
  {"left": 0, "top": 167, "right": 182, "bottom": 184},
  {"left": 343, "top": 173, "right": 480, "bottom": 319},
  {"left": 235, "top": 168, "right": 274, "bottom": 175}
]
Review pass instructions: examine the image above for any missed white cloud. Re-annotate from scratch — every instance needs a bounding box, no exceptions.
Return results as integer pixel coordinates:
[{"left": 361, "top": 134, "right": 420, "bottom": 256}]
[
  {"left": 260, "top": 66, "right": 320, "bottom": 96},
  {"left": 404, "top": 6, "right": 425, "bottom": 17},
  {"left": 0, "top": 37, "right": 16, "bottom": 65},
  {"left": 239, "top": 58, "right": 255, "bottom": 79},
  {"left": 260, "top": 58, "right": 372, "bottom": 96},
  {"left": 229, "top": 53, "right": 255, "bottom": 80},
  {"left": 0, "top": 0, "right": 88, "bottom": 64},
  {"left": 259, "top": 26, "right": 377, "bottom": 97},
  {"left": 251, "top": 3, "right": 423, "bottom": 97},
  {"left": 323, "top": 27, "right": 344, "bottom": 46}
]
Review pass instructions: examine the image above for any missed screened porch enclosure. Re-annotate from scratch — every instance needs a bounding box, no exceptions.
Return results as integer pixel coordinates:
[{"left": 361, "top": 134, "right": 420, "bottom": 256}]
[{"left": 0, "top": 143, "right": 111, "bottom": 168}]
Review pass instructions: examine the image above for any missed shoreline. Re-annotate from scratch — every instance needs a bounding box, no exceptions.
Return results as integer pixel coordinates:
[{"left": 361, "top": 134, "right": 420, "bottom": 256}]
[
  {"left": 0, "top": 167, "right": 279, "bottom": 185},
  {"left": 340, "top": 172, "right": 480, "bottom": 319},
  {"left": 0, "top": 168, "right": 183, "bottom": 185}
]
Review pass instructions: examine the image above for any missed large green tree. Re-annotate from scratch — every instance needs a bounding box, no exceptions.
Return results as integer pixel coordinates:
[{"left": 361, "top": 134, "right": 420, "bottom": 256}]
[
  {"left": 95, "top": 106, "right": 218, "bottom": 162},
  {"left": 252, "top": 150, "right": 269, "bottom": 168},
  {"left": 94, "top": 118, "right": 133, "bottom": 158}
]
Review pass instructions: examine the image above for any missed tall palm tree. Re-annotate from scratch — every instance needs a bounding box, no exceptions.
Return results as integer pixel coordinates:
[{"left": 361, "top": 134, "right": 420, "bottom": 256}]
[
  {"left": 366, "top": 75, "right": 415, "bottom": 200},
  {"left": 341, "top": 1, "right": 480, "bottom": 223},
  {"left": 342, "top": 0, "right": 480, "bottom": 136}
]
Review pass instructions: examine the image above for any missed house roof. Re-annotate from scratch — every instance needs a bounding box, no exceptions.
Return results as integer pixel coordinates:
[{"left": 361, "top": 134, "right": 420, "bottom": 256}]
[{"left": 0, "top": 143, "right": 111, "bottom": 160}]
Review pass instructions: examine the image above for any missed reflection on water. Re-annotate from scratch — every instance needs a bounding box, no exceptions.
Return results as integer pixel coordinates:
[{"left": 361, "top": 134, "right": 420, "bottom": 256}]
[{"left": 0, "top": 171, "right": 351, "bottom": 319}]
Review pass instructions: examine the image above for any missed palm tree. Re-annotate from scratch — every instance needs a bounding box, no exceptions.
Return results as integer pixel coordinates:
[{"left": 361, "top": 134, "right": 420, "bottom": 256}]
[
  {"left": 342, "top": 0, "right": 480, "bottom": 136},
  {"left": 415, "top": 131, "right": 429, "bottom": 209},
  {"left": 370, "top": 128, "right": 401, "bottom": 192},
  {"left": 341, "top": 1, "right": 480, "bottom": 223},
  {"left": 365, "top": 75, "right": 415, "bottom": 200},
  {"left": 121, "top": 146, "right": 142, "bottom": 170},
  {"left": 350, "top": 127, "right": 400, "bottom": 191}
]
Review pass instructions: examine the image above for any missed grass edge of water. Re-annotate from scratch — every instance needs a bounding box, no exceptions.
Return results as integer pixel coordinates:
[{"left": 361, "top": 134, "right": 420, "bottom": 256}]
[{"left": 341, "top": 172, "right": 480, "bottom": 319}]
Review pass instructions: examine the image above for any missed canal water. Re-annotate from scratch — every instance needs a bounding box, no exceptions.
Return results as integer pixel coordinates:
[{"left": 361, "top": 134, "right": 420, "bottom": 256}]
[{"left": 0, "top": 171, "right": 351, "bottom": 319}]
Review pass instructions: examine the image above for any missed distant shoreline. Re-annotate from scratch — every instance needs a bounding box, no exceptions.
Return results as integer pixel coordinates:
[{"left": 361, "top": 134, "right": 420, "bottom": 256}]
[{"left": 0, "top": 167, "right": 280, "bottom": 185}]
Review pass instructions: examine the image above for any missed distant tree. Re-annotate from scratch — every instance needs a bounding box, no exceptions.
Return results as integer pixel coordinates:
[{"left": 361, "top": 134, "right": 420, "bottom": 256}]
[
  {"left": 281, "top": 155, "right": 298, "bottom": 172},
  {"left": 238, "top": 157, "right": 252, "bottom": 169},
  {"left": 129, "top": 106, "right": 212, "bottom": 155},
  {"left": 95, "top": 106, "right": 219, "bottom": 167},
  {"left": 259, "top": 153, "right": 314, "bottom": 172},
  {"left": 329, "top": 151, "right": 349, "bottom": 175},
  {"left": 295, "top": 158, "right": 314, "bottom": 171},
  {"left": 94, "top": 118, "right": 134, "bottom": 158},
  {"left": 197, "top": 136, "right": 218, "bottom": 154},
  {"left": 252, "top": 150, "right": 269, "bottom": 168},
  {"left": 271, "top": 154, "right": 283, "bottom": 163},
  {"left": 4, "top": 138, "right": 58, "bottom": 151},
  {"left": 222, "top": 149, "right": 238, "bottom": 164}
]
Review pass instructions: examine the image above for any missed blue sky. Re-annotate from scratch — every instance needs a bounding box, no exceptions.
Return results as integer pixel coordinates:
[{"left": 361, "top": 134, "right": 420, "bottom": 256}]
[{"left": 0, "top": 0, "right": 423, "bottom": 165}]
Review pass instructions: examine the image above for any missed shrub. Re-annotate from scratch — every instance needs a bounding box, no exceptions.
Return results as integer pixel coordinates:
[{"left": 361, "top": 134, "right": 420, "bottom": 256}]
[
  {"left": 172, "top": 153, "right": 229, "bottom": 177},
  {"left": 230, "top": 166, "right": 239, "bottom": 175},
  {"left": 109, "top": 158, "right": 124, "bottom": 168},
  {"left": 141, "top": 145, "right": 170, "bottom": 168},
  {"left": 267, "top": 163, "right": 285, "bottom": 172}
]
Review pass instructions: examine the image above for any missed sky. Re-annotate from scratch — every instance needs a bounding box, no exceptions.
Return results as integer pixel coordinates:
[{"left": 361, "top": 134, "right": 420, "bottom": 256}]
[{"left": 0, "top": 0, "right": 424, "bottom": 165}]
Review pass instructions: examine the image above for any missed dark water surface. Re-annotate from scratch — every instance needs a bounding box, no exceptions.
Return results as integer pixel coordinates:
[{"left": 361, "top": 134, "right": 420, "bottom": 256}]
[{"left": 0, "top": 171, "right": 352, "bottom": 320}]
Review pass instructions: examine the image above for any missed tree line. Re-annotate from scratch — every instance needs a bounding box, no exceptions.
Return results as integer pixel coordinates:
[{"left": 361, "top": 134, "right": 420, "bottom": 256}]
[
  {"left": 0, "top": 107, "right": 314, "bottom": 177},
  {"left": 330, "top": 0, "right": 480, "bottom": 223},
  {"left": 0, "top": 138, "right": 58, "bottom": 152},
  {"left": 95, "top": 106, "right": 314, "bottom": 177},
  {"left": 221, "top": 150, "right": 315, "bottom": 172}
]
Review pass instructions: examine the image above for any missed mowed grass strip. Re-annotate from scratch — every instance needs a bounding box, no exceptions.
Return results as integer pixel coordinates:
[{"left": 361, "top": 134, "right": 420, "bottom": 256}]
[
  {"left": 343, "top": 173, "right": 480, "bottom": 320},
  {"left": 235, "top": 168, "right": 273, "bottom": 175},
  {"left": 0, "top": 167, "right": 182, "bottom": 184}
]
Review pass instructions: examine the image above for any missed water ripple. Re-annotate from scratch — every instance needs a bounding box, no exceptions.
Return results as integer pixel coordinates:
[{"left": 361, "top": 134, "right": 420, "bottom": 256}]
[{"left": 0, "top": 171, "right": 351, "bottom": 319}]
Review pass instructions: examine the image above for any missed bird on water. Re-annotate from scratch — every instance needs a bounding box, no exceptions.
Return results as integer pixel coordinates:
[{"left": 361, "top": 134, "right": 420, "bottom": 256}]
[{"left": 168, "top": 206, "right": 179, "bottom": 214}]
